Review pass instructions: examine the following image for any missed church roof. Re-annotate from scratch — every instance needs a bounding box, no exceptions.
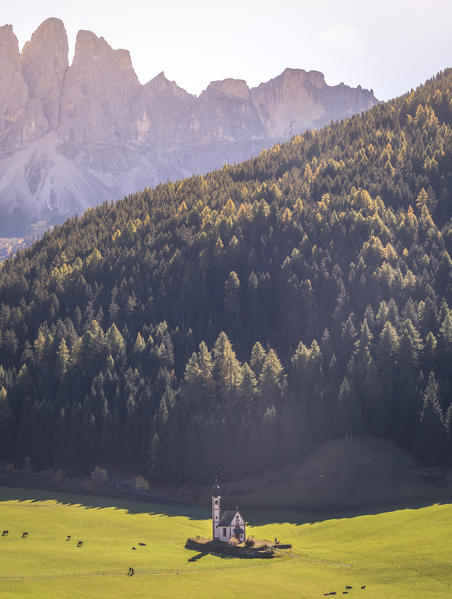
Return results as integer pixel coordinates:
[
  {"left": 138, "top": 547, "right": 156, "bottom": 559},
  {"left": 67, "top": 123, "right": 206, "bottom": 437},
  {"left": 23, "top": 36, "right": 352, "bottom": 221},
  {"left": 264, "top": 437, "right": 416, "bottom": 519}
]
[{"left": 219, "top": 510, "right": 242, "bottom": 526}]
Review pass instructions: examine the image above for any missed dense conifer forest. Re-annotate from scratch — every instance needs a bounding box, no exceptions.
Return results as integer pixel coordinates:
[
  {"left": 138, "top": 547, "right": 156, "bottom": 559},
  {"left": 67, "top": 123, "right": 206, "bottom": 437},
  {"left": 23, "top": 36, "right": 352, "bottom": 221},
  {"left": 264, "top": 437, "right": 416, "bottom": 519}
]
[{"left": 0, "top": 70, "right": 451, "bottom": 483}]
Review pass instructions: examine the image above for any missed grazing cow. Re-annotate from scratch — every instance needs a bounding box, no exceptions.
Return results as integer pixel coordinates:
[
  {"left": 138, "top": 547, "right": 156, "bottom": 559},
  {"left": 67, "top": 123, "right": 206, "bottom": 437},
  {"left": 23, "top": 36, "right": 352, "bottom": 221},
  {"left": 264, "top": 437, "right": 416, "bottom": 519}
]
[
  {"left": 2, "top": 531, "right": 8, "bottom": 536},
  {"left": 138, "top": 542, "right": 146, "bottom": 546},
  {"left": 361, "top": 586, "right": 366, "bottom": 590},
  {"left": 77, "top": 541, "right": 83, "bottom": 547},
  {"left": 132, "top": 546, "right": 137, "bottom": 550},
  {"left": 66, "top": 535, "right": 71, "bottom": 541},
  {"left": 22, "top": 532, "right": 28, "bottom": 538},
  {"left": 346, "top": 586, "right": 352, "bottom": 590}
]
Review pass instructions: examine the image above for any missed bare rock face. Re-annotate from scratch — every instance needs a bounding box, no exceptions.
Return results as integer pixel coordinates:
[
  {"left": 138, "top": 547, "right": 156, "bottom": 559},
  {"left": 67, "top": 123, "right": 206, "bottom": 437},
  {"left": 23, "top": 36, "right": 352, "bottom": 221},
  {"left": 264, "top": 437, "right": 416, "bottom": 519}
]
[
  {"left": 0, "top": 19, "right": 379, "bottom": 237},
  {"left": 132, "top": 72, "right": 195, "bottom": 146},
  {"left": 60, "top": 30, "right": 140, "bottom": 143},
  {"left": 209, "top": 78, "right": 251, "bottom": 101},
  {"left": 251, "top": 69, "right": 327, "bottom": 137},
  {"left": 21, "top": 18, "right": 68, "bottom": 130},
  {"left": 187, "top": 79, "right": 265, "bottom": 142},
  {"left": 0, "top": 25, "right": 29, "bottom": 147},
  {"left": 250, "top": 68, "right": 376, "bottom": 138}
]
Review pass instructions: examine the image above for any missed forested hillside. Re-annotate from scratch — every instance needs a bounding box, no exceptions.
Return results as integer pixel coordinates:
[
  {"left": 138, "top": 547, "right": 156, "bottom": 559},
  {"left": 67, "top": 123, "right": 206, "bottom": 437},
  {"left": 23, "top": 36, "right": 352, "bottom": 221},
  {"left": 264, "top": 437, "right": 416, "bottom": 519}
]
[{"left": 0, "top": 70, "right": 451, "bottom": 483}]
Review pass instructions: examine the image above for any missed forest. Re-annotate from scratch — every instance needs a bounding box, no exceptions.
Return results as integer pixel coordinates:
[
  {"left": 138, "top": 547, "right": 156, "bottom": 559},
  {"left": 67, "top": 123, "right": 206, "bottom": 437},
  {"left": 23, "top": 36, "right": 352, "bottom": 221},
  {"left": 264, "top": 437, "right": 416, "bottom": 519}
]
[{"left": 0, "top": 70, "right": 450, "bottom": 484}]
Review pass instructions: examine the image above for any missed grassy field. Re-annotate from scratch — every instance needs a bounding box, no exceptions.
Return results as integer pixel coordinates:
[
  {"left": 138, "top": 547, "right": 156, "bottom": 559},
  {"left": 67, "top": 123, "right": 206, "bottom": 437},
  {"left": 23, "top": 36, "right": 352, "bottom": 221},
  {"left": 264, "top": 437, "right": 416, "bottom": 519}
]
[{"left": 0, "top": 486, "right": 451, "bottom": 598}]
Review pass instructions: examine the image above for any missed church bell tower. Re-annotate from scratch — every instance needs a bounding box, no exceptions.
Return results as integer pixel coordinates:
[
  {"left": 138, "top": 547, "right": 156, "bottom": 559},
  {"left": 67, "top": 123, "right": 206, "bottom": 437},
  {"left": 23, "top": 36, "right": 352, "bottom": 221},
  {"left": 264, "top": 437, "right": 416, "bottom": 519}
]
[{"left": 212, "top": 477, "right": 221, "bottom": 540}]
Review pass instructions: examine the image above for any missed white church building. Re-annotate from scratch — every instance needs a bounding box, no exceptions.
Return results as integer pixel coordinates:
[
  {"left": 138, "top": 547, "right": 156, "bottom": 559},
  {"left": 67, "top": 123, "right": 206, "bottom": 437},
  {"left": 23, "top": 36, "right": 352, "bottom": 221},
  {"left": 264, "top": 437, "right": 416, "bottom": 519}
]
[{"left": 211, "top": 487, "right": 246, "bottom": 543}]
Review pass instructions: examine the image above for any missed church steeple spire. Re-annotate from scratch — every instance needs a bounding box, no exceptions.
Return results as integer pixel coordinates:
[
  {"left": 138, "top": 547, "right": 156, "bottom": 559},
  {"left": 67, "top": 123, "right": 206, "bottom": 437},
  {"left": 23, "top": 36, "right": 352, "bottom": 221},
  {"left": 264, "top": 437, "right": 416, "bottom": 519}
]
[{"left": 212, "top": 476, "right": 221, "bottom": 540}]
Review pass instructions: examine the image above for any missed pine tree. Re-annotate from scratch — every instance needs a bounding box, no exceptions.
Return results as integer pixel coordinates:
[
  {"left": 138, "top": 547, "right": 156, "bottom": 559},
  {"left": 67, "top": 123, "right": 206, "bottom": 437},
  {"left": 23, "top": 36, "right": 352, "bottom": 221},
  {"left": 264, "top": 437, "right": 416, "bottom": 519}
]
[
  {"left": 437, "top": 311, "right": 452, "bottom": 389},
  {"left": 352, "top": 319, "right": 374, "bottom": 429},
  {"left": 133, "top": 332, "right": 146, "bottom": 354},
  {"left": 53, "top": 407, "right": 67, "bottom": 469},
  {"left": 213, "top": 332, "right": 242, "bottom": 396},
  {"left": 224, "top": 271, "right": 241, "bottom": 335},
  {"left": 246, "top": 272, "right": 259, "bottom": 341},
  {"left": 337, "top": 376, "right": 361, "bottom": 439},
  {"left": 396, "top": 319, "right": 423, "bottom": 449},
  {"left": 250, "top": 342, "right": 266, "bottom": 377},
  {"left": 147, "top": 432, "right": 160, "bottom": 480},
  {"left": 259, "top": 349, "right": 286, "bottom": 406},
  {"left": 422, "top": 331, "right": 437, "bottom": 376},
  {"left": 445, "top": 404, "right": 452, "bottom": 466},
  {"left": 0, "top": 387, "right": 13, "bottom": 460},
  {"left": 105, "top": 323, "right": 125, "bottom": 356},
  {"left": 415, "top": 373, "right": 446, "bottom": 465},
  {"left": 238, "top": 363, "right": 256, "bottom": 421},
  {"left": 56, "top": 338, "right": 70, "bottom": 378}
]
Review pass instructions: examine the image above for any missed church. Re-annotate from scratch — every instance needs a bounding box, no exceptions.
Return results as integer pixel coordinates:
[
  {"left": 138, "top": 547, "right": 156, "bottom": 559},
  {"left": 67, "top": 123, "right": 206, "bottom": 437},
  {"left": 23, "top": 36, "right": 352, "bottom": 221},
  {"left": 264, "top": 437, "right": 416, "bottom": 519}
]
[{"left": 211, "top": 483, "right": 246, "bottom": 543}]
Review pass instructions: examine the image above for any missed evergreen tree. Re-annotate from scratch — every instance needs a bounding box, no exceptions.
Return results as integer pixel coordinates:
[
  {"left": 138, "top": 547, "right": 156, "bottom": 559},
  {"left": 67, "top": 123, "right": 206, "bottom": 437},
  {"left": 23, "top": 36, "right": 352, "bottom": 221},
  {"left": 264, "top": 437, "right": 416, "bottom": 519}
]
[
  {"left": 0, "top": 387, "right": 13, "bottom": 460},
  {"left": 250, "top": 342, "right": 266, "bottom": 377},
  {"left": 415, "top": 373, "right": 446, "bottom": 465},
  {"left": 56, "top": 338, "right": 70, "bottom": 378},
  {"left": 224, "top": 271, "right": 241, "bottom": 335},
  {"left": 213, "top": 332, "right": 242, "bottom": 396},
  {"left": 337, "top": 376, "right": 361, "bottom": 439}
]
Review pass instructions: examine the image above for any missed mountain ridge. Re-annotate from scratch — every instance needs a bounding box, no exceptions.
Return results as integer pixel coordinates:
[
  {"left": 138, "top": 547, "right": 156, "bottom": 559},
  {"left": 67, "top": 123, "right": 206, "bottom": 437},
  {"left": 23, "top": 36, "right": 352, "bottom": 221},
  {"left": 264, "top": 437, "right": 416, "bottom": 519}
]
[{"left": 0, "top": 18, "right": 378, "bottom": 237}]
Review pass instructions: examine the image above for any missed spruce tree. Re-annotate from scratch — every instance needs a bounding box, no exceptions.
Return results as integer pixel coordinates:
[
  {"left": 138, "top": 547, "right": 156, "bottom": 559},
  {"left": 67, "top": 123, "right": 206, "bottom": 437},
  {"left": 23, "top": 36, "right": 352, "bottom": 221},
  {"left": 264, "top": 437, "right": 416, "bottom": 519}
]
[
  {"left": 415, "top": 372, "right": 446, "bottom": 466},
  {"left": 56, "top": 338, "right": 70, "bottom": 378}
]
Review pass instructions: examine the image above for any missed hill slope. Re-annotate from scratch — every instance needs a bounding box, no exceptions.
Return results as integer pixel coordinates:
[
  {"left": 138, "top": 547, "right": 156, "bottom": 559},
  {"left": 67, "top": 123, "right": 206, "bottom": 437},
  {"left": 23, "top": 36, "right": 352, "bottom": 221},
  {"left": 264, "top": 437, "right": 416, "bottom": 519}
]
[
  {"left": 224, "top": 435, "right": 452, "bottom": 512},
  {"left": 1, "top": 487, "right": 452, "bottom": 598},
  {"left": 0, "top": 69, "right": 450, "bottom": 485}
]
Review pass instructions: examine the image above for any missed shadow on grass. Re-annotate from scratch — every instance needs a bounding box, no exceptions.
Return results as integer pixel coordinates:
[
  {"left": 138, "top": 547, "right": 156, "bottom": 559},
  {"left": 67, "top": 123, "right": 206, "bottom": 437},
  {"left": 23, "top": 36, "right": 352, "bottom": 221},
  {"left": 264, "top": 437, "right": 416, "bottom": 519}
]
[
  {"left": 0, "top": 485, "right": 206, "bottom": 520},
  {"left": 245, "top": 499, "right": 452, "bottom": 527},
  {"left": 1, "top": 485, "right": 451, "bottom": 529},
  {"left": 187, "top": 552, "right": 207, "bottom": 562}
]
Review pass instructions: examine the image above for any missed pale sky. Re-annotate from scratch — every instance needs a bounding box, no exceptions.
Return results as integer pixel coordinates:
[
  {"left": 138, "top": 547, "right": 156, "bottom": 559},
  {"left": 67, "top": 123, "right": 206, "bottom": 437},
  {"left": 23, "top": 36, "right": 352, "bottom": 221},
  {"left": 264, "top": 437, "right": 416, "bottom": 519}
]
[{"left": 2, "top": 0, "right": 451, "bottom": 100}]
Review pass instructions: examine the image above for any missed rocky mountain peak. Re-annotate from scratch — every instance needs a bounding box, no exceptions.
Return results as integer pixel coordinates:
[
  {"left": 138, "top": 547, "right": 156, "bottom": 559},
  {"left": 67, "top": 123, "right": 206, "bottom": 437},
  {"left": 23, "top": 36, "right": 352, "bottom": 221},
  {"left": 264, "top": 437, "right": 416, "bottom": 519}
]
[
  {"left": 149, "top": 71, "right": 168, "bottom": 88},
  {"left": 270, "top": 68, "right": 326, "bottom": 91},
  {"left": 0, "top": 24, "right": 21, "bottom": 69},
  {"left": 72, "top": 30, "right": 136, "bottom": 76},
  {"left": 207, "top": 78, "right": 250, "bottom": 101},
  {"left": 306, "top": 70, "right": 326, "bottom": 89},
  {"left": 0, "top": 25, "right": 29, "bottom": 146},
  {"left": 146, "top": 72, "right": 181, "bottom": 94},
  {"left": 23, "top": 17, "right": 66, "bottom": 44},
  {"left": 21, "top": 18, "right": 68, "bottom": 129},
  {"left": 73, "top": 29, "right": 109, "bottom": 59},
  {"left": 251, "top": 67, "right": 375, "bottom": 138},
  {"left": 60, "top": 29, "right": 140, "bottom": 143}
]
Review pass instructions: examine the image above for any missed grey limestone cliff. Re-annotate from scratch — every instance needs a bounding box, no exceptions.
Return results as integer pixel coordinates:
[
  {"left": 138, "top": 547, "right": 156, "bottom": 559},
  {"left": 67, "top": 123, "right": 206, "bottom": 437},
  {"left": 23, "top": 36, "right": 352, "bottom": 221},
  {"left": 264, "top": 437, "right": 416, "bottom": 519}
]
[{"left": 0, "top": 19, "right": 378, "bottom": 236}]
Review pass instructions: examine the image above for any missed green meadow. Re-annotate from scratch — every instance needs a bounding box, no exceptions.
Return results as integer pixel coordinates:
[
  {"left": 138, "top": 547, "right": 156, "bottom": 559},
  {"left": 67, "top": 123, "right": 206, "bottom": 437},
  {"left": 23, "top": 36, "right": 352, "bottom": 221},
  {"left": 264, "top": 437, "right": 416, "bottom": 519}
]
[{"left": 0, "top": 486, "right": 451, "bottom": 598}]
